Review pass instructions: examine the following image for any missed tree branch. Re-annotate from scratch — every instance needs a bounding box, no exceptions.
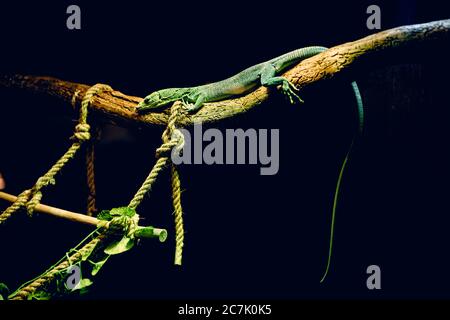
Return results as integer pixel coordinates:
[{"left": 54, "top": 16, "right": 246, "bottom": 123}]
[{"left": 1, "top": 19, "right": 449, "bottom": 127}]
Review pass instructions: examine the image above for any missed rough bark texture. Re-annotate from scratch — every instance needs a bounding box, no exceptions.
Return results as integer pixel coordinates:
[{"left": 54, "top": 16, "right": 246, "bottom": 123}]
[{"left": 0, "top": 19, "right": 449, "bottom": 127}]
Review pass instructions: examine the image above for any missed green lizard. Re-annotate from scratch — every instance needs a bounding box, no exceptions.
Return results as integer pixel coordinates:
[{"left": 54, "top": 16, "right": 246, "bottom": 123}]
[
  {"left": 136, "top": 46, "right": 329, "bottom": 113},
  {"left": 137, "top": 46, "right": 364, "bottom": 283}
]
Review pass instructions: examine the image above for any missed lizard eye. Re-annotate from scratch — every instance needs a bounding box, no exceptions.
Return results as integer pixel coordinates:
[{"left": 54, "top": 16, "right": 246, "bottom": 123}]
[{"left": 148, "top": 92, "right": 160, "bottom": 101}]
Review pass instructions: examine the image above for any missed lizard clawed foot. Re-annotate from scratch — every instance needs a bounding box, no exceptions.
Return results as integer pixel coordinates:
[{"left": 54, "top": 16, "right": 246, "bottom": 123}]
[
  {"left": 281, "top": 80, "right": 304, "bottom": 104},
  {"left": 182, "top": 101, "right": 201, "bottom": 113}
]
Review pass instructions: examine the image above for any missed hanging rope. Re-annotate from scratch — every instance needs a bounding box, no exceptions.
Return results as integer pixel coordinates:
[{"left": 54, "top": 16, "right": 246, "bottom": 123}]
[
  {"left": 127, "top": 101, "right": 185, "bottom": 265},
  {"left": 0, "top": 84, "right": 112, "bottom": 224},
  {"left": 72, "top": 87, "right": 98, "bottom": 216},
  {"left": 171, "top": 165, "right": 184, "bottom": 265},
  {"left": 127, "top": 102, "right": 183, "bottom": 210},
  {"left": 86, "top": 127, "right": 101, "bottom": 216},
  {"left": 86, "top": 142, "right": 96, "bottom": 215}
]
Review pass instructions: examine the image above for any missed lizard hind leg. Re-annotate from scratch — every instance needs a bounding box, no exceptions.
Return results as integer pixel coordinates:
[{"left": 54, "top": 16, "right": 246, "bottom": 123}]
[
  {"left": 281, "top": 77, "right": 304, "bottom": 104},
  {"left": 260, "top": 65, "right": 304, "bottom": 104},
  {"left": 267, "top": 76, "right": 304, "bottom": 104}
]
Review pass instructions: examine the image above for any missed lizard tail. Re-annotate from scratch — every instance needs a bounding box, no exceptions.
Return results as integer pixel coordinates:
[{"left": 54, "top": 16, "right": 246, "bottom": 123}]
[
  {"left": 320, "top": 81, "right": 364, "bottom": 283},
  {"left": 320, "top": 140, "right": 353, "bottom": 283}
]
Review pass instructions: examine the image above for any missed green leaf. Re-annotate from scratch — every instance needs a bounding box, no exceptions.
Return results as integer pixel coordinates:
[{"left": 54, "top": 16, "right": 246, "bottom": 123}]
[
  {"left": 109, "top": 207, "right": 136, "bottom": 218},
  {"left": 98, "top": 207, "right": 136, "bottom": 221},
  {"left": 30, "top": 290, "right": 52, "bottom": 300},
  {"left": 104, "top": 236, "right": 135, "bottom": 255},
  {"left": 97, "top": 210, "right": 113, "bottom": 221},
  {"left": 0, "top": 283, "right": 9, "bottom": 300},
  {"left": 90, "top": 255, "right": 111, "bottom": 276},
  {"left": 73, "top": 278, "right": 93, "bottom": 291}
]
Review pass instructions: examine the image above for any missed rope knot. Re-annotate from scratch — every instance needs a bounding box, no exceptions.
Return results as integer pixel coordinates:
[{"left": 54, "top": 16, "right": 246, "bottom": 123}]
[
  {"left": 0, "top": 83, "right": 114, "bottom": 225},
  {"left": 0, "top": 189, "right": 32, "bottom": 224},
  {"left": 155, "top": 129, "right": 185, "bottom": 159},
  {"left": 35, "top": 176, "right": 55, "bottom": 188},
  {"left": 72, "top": 123, "right": 91, "bottom": 141},
  {"left": 107, "top": 214, "right": 138, "bottom": 238},
  {"left": 127, "top": 101, "right": 185, "bottom": 265},
  {"left": 26, "top": 191, "right": 42, "bottom": 216}
]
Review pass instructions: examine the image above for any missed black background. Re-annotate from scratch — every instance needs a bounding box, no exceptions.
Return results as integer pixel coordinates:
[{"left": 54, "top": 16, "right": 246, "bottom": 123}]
[{"left": 0, "top": 0, "right": 449, "bottom": 300}]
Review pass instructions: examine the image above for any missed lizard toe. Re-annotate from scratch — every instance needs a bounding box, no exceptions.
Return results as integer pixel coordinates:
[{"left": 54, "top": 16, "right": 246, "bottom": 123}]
[
  {"left": 282, "top": 87, "right": 304, "bottom": 104},
  {"left": 183, "top": 102, "right": 199, "bottom": 113}
]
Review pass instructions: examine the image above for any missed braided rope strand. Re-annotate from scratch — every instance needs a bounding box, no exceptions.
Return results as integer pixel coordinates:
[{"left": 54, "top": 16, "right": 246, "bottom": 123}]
[
  {"left": 0, "top": 190, "right": 31, "bottom": 224},
  {"left": 127, "top": 156, "right": 170, "bottom": 210},
  {"left": 171, "top": 165, "right": 184, "bottom": 265},
  {"left": 9, "top": 234, "right": 105, "bottom": 300},
  {"left": 26, "top": 84, "right": 112, "bottom": 215},
  {"left": 81, "top": 86, "right": 111, "bottom": 216},
  {"left": 167, "top": 103, "right": 185, "bottom": 265},
  {"left": 127, "top": 102, "right": 183, "bottom": 210},
  {"left": 126, "top": 102, "right": 185, "bottom": 264},
  {"left": 86, "top": 129, "right": 100, "bottom": 216}
]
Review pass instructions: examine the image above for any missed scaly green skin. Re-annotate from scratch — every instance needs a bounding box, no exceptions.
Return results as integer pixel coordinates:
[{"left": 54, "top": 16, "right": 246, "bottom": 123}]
[
  {"left": 136, "top": 46, "right": 328, "bottom": 113},
  {"left": 137, "top": 46, "right": 365, "bottom": 283}
]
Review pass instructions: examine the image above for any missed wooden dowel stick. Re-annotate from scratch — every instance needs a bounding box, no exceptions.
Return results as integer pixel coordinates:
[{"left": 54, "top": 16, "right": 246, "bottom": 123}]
[
  {"left": 0, "top": 191, "right": 167, "bottom": 241},
  {"left": 0, "top": 191, "right": 98, "bottom": 226}
]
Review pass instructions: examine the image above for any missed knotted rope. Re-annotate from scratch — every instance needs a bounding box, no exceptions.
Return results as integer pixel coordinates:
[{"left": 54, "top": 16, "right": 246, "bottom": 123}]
[
  {"left": 128, "top": 101, "right": 185, "bottom": 265},
  {"left": 72, "top": 89, "right": 99, "bottom": 216},
  {"left": 0, "top": 84, "right": 112, "bottom": 224},
  {"left": 0, "top": 190, "right": 32, "bottom": 224},
  {"left": 127, "top": 102, "right": 183, "bottom": 209}
]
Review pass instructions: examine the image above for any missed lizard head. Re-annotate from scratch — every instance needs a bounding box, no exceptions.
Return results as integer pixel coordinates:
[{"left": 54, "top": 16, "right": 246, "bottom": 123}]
[{"left": 136, "top": 88, "right": 191, "bottom": 113}]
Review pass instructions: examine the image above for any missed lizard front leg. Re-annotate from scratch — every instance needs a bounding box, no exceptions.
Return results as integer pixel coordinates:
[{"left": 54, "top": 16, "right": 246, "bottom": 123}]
[
  {"left": 182, "top": 93, "right": 207, "bottom": 113},
  {"left": 260, "top": 64, "right": 304, "bottom": 104}
]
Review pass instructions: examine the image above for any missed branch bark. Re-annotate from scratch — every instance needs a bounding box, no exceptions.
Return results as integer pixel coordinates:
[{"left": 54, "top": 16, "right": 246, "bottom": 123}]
[{"left": 1, "top": 19, "right": 449, "bottom": 127}]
